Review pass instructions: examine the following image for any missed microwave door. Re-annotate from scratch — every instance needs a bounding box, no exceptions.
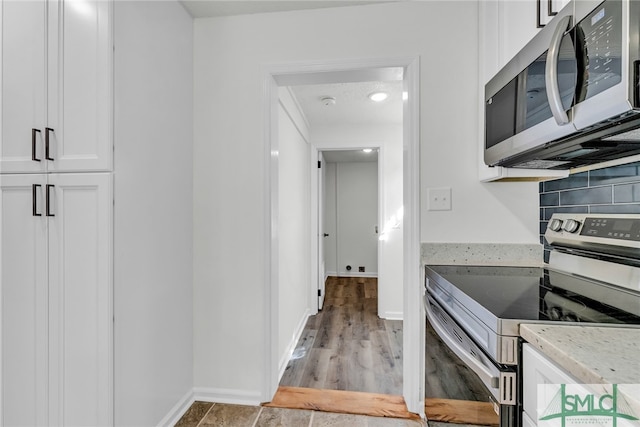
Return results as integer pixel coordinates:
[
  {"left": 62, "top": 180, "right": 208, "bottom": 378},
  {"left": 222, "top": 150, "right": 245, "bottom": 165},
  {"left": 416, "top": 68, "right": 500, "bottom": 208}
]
[
  {"left": 511, "top": 19, "right": 578, "bottom": 156},
  {"left": 572, "top": 0, "right": 632, "bottom": 130}
]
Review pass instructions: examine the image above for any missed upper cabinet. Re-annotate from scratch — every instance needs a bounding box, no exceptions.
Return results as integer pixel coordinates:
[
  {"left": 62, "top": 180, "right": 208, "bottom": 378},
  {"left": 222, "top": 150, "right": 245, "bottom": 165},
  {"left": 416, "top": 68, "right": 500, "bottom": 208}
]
[
  {"left": 1, "top": 0, "right": 113, "bottom": 174},
  {"left": 478, "top": 0, "right": 569, "bottom": 182}
]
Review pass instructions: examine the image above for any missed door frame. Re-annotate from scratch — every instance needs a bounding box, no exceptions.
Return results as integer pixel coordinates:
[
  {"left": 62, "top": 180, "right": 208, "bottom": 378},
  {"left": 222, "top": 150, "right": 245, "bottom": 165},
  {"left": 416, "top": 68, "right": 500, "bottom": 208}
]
[{"left": 262, "top": 56, "right": 422, "bottom": 415}]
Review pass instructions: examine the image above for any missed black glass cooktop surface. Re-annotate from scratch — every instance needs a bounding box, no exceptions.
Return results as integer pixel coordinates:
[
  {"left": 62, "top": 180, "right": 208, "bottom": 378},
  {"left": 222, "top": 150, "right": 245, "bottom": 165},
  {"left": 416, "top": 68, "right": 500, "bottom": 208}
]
[{"left": 425, "top": 265, "right": 640, "bottom": 325}]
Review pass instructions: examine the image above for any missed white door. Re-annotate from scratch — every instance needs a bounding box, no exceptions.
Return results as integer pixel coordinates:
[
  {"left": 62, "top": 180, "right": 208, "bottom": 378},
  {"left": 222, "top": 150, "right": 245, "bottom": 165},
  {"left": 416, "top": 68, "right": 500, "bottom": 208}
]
[
  {"left": 47, "top": 173, "right": 112, "bottom": 426},
  {"left": 318, "top": 152, "right": 326, "bottom": 310},
  {"left": 0, "top": 1, "right": 48, "bottom": 173},
  {"left": 47, "top": 0, "right": 113, "bottom": 172},
  {"left": 0, "top": 174, "right": 49, "bottom": 427}
]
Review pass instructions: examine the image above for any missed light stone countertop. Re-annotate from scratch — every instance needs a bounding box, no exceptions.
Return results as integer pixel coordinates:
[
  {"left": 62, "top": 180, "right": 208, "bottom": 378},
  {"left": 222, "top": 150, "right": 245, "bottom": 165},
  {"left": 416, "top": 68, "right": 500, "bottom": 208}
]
[
  {"left": 421, "top": 243, "right": 542, "bottom": 267},
  {"left": 520, "top": 324, "right": 640, "bottom": 385},
  {"left": 520, "top": 324, "right": 640, "bottom": 419}
]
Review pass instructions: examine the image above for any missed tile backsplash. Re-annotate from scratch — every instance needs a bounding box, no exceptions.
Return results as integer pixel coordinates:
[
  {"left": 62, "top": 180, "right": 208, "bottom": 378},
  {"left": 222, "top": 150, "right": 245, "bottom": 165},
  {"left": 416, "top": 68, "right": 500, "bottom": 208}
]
[{"left": 539, "top": 161, "right": 640, "bottom": 262}]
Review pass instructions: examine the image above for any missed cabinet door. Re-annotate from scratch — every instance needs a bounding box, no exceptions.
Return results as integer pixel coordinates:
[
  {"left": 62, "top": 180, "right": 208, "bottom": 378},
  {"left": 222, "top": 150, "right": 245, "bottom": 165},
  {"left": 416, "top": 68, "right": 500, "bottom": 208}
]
[
  {"left": 0, "top": 1, "right": 48, "bottom": 173},
  {"left": 501, "top": 1, "right": 542, "bottom": 66},
  {"left": 523, "top": 343, "right": 587, "bottom": 425},
  {"left": 0, "top": 174, "right": 48, "bottom": 427},
  {"left": 47, "top": 0, "right": 112, "bottom": 172},
  {"left": 47, "top": 173, "right": 112, "bottom": 426}
]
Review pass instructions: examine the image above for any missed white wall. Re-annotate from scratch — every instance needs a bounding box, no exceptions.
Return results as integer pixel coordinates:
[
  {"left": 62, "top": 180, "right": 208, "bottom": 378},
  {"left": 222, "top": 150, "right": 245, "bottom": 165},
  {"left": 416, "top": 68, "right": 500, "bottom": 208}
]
[
  {"left": 329, "top": 162, "right": 378, "bottom": 276},
  {"left": 193, "top": 1, "right": 539, "bottom": 400},
  {"left": 277, "top": 94, "right": 312, "bottom": 377},
  {"left": 113, "top": 2, "right": 194, "bottom": 425}
]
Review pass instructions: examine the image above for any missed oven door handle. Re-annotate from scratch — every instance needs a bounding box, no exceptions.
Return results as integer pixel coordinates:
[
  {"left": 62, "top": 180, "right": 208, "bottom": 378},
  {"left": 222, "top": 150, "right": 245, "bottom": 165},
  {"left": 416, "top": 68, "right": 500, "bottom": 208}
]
[{"left": 424, "top": 295, "right": 500, "bottom": 388}]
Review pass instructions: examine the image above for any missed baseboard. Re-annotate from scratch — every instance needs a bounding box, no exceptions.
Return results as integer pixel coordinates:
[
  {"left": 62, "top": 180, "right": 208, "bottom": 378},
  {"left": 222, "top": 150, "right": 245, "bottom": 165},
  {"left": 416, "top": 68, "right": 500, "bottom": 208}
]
[
  {"left": 335, "top": 272, "right": 378, "bottom": 278},
  {"left": 193, "top": 387, "right": 263, "bottom": 406},
  {"left": 278, "top": 308, "right": 311, "bottom": 381},
  {"left": 157, "top": 389, "right": 195, "bottom": 427},
  {"left": 379, "top": 310, "right": 403, "bottom": 320}
]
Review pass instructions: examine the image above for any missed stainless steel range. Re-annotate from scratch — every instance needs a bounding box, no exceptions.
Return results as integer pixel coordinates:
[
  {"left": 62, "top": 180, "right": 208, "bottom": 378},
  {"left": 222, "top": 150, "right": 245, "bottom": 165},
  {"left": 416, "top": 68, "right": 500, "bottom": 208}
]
[{"left": 424, "top": 213, "right": 640, "bottom": 427}]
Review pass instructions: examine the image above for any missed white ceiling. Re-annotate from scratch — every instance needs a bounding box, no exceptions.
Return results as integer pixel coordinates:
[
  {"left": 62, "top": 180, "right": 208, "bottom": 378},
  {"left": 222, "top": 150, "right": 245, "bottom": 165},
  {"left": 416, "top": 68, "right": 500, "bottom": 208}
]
[
  {"left": 290, "top": 80, "right": 403, "bottom": 128},
  {"left": 179, "top": 0, "right": 398, "bottom": 18},
  {"left": 291, "top": 80, "right": 402, "bottom": 163}
]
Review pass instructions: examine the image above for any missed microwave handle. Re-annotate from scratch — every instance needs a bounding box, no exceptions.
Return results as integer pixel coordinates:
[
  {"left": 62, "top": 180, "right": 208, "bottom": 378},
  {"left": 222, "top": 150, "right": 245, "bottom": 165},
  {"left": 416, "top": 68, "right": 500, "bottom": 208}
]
[{"left": 545, "top": 14, "right": 572, "bottom": 125}]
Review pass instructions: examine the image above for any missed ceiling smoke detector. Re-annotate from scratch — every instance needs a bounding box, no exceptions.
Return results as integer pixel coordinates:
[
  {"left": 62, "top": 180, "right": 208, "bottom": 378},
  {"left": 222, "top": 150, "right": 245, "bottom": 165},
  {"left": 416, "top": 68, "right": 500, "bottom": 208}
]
[{"left": 320, "top": 96, "right": 336, "bottom": 106}]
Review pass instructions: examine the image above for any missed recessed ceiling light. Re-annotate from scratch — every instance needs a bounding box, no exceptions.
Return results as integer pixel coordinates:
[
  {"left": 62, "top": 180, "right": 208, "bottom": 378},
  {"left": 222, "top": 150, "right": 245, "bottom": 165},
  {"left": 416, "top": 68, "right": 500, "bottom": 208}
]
[
  {"left": 368, "top": 92, "right": 388, "bottom": 102},
  {"left": 363, "top": 148, "right": 373, "bottom": 153}
]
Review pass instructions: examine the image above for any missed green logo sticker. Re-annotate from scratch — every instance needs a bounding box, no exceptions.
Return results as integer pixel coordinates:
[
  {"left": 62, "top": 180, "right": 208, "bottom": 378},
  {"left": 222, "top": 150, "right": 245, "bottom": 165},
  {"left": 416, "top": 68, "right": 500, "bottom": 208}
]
[{"left": 538, "top": 384, "right": 640, "bottom": 427}]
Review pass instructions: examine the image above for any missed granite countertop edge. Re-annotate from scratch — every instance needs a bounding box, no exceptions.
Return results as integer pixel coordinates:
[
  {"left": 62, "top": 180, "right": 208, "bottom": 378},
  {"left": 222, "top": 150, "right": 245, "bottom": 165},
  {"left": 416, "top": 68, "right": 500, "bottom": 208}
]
[{"left": 520, "top": 324, "right": 640, "bottom": 385}]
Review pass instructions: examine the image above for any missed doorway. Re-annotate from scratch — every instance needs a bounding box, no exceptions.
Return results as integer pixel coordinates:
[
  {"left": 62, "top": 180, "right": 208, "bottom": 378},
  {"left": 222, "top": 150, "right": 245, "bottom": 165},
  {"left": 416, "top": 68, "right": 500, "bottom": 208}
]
[
  {"left": 321, "top": 149, "right": 380, "bottom": 304},
  {"left": 279, "top": 146, "right": 403, "bottom": 394},
  {"left": 263, "top": 57, "right": 422, "bottom": 415}
]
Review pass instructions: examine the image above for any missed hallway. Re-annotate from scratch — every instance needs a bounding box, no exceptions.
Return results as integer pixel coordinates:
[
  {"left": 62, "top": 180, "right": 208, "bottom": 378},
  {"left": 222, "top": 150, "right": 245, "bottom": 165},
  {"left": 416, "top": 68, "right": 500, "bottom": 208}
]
[{"left": 280, "top": 277, "right": 403, "bottom": 395}]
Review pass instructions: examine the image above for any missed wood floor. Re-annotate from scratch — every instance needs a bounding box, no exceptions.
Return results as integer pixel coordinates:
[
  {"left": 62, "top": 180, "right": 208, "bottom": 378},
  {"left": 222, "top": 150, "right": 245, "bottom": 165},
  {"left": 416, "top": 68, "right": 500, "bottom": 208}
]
[{"left": 279, "top": 276, "right": 403, "bottom": 395}]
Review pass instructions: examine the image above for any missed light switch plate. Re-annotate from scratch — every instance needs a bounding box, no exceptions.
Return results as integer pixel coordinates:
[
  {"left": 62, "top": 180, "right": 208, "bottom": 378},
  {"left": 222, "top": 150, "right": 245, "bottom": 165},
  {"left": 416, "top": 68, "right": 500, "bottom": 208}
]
[{"left": 427, "top": 187, "right": 452, "bottom": 211}]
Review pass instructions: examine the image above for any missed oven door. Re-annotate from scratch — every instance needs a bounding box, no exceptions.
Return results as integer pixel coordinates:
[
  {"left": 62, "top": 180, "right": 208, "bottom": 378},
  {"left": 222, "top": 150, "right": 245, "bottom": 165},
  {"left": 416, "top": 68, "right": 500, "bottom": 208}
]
[{"left": 425, "top": 294, "right": 519, "bottom": 427}]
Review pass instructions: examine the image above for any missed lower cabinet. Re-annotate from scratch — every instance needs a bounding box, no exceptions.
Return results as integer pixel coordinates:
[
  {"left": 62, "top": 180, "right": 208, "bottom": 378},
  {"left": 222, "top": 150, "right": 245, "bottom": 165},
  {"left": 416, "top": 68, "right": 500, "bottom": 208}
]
[
  {"left": 523, "top": 343, "right": 579, "bottom": 426},
  {"left": 0, "top": 173, "right": 112, "bottom": 426},
  {"left": 522, "top": 343, "right": 595, "bottom": 427},
  {"left": 523, "top": 343, "right": 578, "bottom": 425}
]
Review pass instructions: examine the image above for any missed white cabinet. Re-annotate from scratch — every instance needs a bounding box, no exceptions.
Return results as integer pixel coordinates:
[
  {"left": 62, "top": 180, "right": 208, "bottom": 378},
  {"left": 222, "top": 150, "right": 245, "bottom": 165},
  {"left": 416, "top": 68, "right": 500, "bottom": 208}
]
[
  {"left": 523, "top": 343, "right": 578, "bottom": 425},
  {"left": 0, "top": 174, "right": 48, "bottom": 427},
  {"left": 0, "top": 0, "right": 112, "bottom": 174},
  {"left": 522, "top": 343, "right": 596, "bottom": 427},
  {"left": 0, "top": 173, "right": 112, "bottom": 426}
]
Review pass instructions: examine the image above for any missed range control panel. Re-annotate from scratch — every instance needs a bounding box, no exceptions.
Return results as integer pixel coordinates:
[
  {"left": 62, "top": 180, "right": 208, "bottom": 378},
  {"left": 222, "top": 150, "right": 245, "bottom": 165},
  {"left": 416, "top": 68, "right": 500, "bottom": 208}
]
[
  {"left": 580, "top": 217, "right": 640, "bottom": 242},
  {"left": 545, "top": 214, "right": 640, "bottom": 255}
]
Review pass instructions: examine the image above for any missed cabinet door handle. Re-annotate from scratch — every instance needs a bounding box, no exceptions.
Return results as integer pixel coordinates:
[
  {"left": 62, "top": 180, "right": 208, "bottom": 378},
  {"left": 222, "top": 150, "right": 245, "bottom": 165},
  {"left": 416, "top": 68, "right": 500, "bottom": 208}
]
[
  {"left": 32, "top": 129, "right": 41, "bottom": 162},
  {"left": 536, "top": 0, "right": 545, "bottom": 28},
  {"left": 46, "top": 184, "right": 55, "bottom": 217},
  {"left": 32, "top": 184, "right": 42, "bottom": 217},
  {"left": 45, "top": 127, "right": 55, "bottom": 161},
  {"left": 548, "top": 0, "right": 558, "bottom": 17}
]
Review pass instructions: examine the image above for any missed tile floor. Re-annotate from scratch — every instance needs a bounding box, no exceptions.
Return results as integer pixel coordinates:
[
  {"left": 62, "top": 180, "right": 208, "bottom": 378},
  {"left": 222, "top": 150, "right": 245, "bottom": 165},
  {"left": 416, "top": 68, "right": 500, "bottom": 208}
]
[{"left": 175, "top": 401, "right": 427, "bottom": 426}]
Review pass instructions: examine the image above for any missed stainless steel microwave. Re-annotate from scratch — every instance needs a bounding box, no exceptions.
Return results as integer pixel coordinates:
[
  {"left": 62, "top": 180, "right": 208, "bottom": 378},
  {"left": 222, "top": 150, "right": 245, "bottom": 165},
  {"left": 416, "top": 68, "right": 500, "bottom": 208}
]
[{"left": 485, "top": 0, "right": 640, "bottom": 170}]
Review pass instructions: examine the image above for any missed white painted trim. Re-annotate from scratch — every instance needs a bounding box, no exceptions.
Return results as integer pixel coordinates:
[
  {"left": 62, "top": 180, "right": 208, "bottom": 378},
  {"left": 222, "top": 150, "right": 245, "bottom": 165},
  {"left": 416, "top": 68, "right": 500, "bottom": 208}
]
[
  {"left": 278, "top": 88, "right": 311, "bottom": 144},
  {"left": 310, "top": 148, "right": 320, "bottom": 315},
  {"left": 193, "top": 387, "right": 263, "bottom": 406},
  {"left": 264, "top": 57, "right": 421, "bottom": 414},
  {"left": 379, "top": 311, "right": 403, "bottom": 321},
  {"left": 377, "top": 144, "right": 386, "bottom": 317},
  {"left": 334, "top": 272, "right": 378, "bottom": 278},
  {"left": 263, "top": 72, "right": 280, "bottom": 403},
  {"left": 156, "top": 389, "right": 194, "bottom": 427},
  {"left": 278, "top": 308, "right": 311, "bottom": 381},
  {"left": 401, "top": 57, "right": 423, "bottom": 416}
]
